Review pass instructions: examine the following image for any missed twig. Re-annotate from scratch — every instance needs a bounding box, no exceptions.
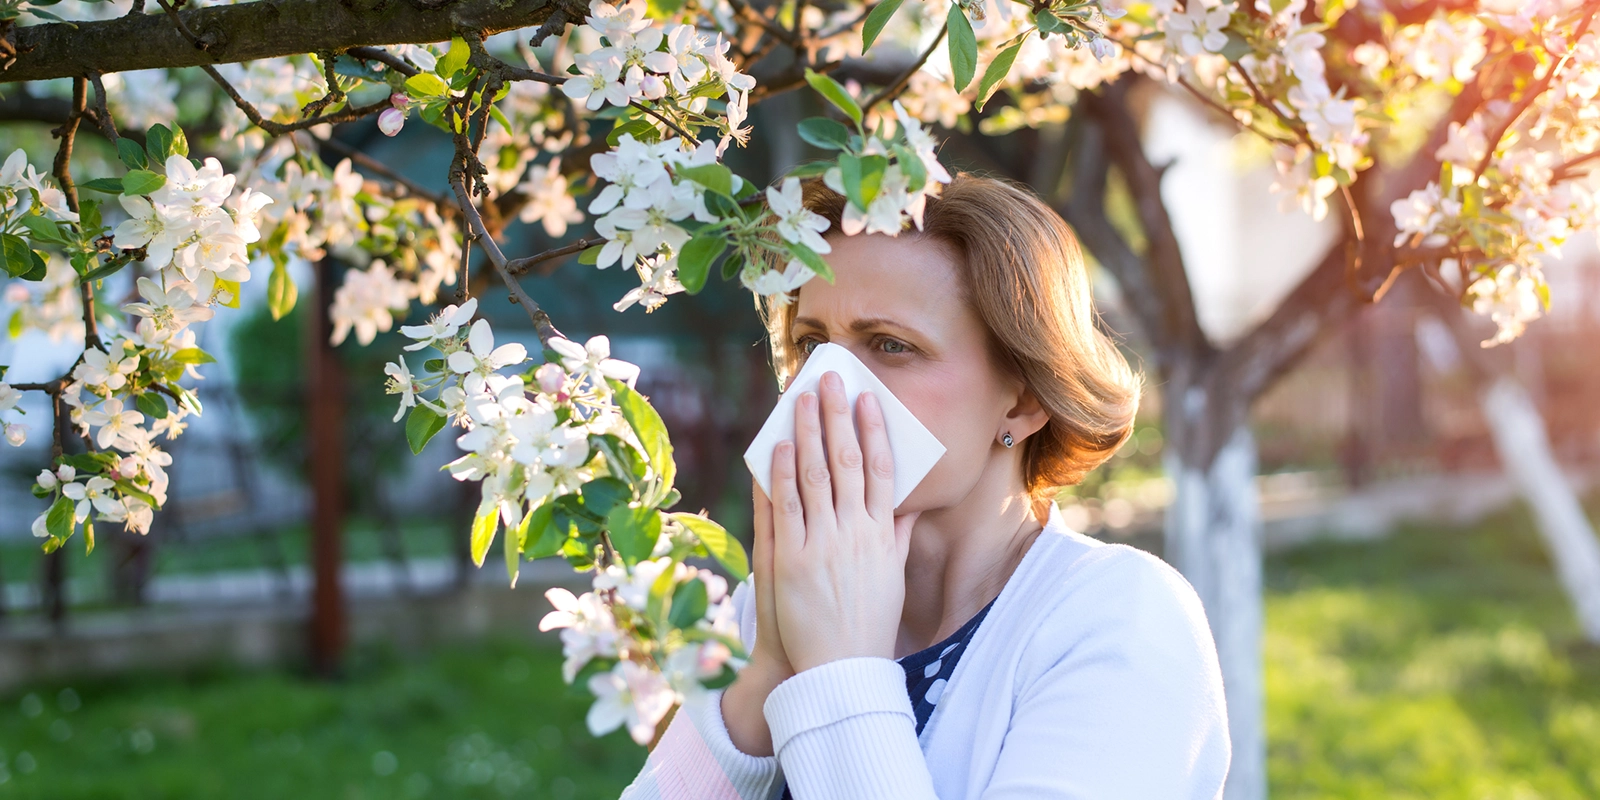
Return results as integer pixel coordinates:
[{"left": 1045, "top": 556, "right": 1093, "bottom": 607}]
[
  {"left": 506, "top": 237, "right": 603, "bottom": 276},
  {"left": 449, "top": 174, "right": 564, "bottom": 344},
  {"left": 153, "top": 0, "right": 208, "bottom": 50},
  {"left": 300, "top": 51, "right": 348, "bottom": 119},
  {"left": 725, "top": 0, "right": 801, "bottom": 47},
  {"left": 200, "top": 63, "right": 391, "bottom": 136},
  {"left": 464, "top": 33, "right": 568, "bottom": 86},
  {"left": 51, "top": 77, "right": 101, "bottom": 350},
  {"left": 862, "top": 27, "right": 947, "bottom": 113},
  {"left": 1472, "top": 1, "right": 1600, "bottom": 179},
  {"left": 88, "top": 72, "right": 119, "bottom": 143},
  {"left": 346, "top": 46, "right": 421, "bottom": 78},
  {"left": 631, "top": 101, "right": 697, "bottom": 142}
]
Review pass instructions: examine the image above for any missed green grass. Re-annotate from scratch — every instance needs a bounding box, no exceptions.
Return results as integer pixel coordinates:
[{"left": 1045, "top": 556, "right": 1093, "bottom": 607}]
[
  {"left": 0, "top": 640, "right": 646, "bottom": 799},
  {"left": 5, "top": 502, "right": 1600, "bottom": 797},
  {"left": 1266, "top": 501, "right": 1600, "bottom": 799}
]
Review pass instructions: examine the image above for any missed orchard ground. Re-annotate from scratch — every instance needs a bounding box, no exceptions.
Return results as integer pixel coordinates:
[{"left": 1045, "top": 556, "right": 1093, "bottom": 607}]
[{"left": 2, "top": 499, "right": 1599, "bottom": 799}]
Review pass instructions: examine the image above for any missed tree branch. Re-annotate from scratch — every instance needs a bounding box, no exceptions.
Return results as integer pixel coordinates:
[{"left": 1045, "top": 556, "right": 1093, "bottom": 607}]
[
  {"left": 449, "top": 174, "right": 564, "bottom": 344},
  {"left": 0, "top": 0, "right": 568, "bottom": 84},
  {"left": 506, "top": 236, "right": 603, "bottom": 277}
]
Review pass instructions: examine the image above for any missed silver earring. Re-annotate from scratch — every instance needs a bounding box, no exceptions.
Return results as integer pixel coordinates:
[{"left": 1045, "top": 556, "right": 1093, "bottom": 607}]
[{"left": 1002, "top": 432, "right": 1015, "bottom": 448}]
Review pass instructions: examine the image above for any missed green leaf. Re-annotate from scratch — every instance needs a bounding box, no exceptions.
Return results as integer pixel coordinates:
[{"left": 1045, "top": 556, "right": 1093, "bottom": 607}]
[
  {"left": 489, "top": 104, "right": 513, "bottom": 135},
  {"left": 18, "top": 215, "right": 67, "bottom": 245},
  {"left": 80, "top": 257, "right": 128, "bottom": 283},
  {"left": 21, "top": 250, "right": 46, "bottom": 281},
  {"left": 0, "top": 234, "right": 34, "bottom": 278},
  {"left": 947, "top": 4, "right": 978, "bottom": 92},
  {"left": 785, "top": 161, "right": 834, "bottom": 179},
  {"left": 976, "top": 39, "right": 1024, "bottom": 111},
  {"left": 507, "top": 504, "right": 527, "bottom": 587},
  {"left": 84, "top": 520, "right": 95, "bottom": 556},
  {"left": 804, "top": 68, "right": 863, "bottom": 129},
  {"left": 720, "top": 250, "right": 746, "bottom": 281},
  {"left": 405, "top": 404, "right": 448, "bottom": 454},
  {"left": 8, "top": 308, "right": 22, "bottom": 338},
  {"left": 797, "top": 117, "right": 852, "bottom": 151},
  {"left": 891, "top": 143, "right": 927, "bottom": 193},
  {"left": 80, "top": 199, "right": 101, "bottom": 237},
  {"left": 608, "top": 380, "right": 676, "bottom": 493},
  {"left": 646, "top": 557, "right": 676, "bottom": 627},
  {"left": 121, "top": 170, "right": 166, "bottom": 197},
  {"left": 671, "top": 513, "right": 748, "bottom": 580},
  {"left": 470, "top": 504, "right": 500, "bottom": 567},
  {"left": 169, "top": 348, "right": 215, "bottom": 364},
  {"left": 437, "top": 36, "right": 470, "bottom": 78},
  {"left": 135, "top": 391, "right": 169, "bottom": 420},
  {"left": 268, "top": 260, "right": 297, "bottom": 321},
  {"left": 578, "top": 245, "right": 604, "bottom": 265},
  {"left": 523, "top": 502, "right": 566, "bottom": 559},
  {"left": 785, "top": 241, "right": 836, "bottom": 283},
  {"left": 170, "top": 126, "right": 189, "bottom": 157},
  {"left": 145, "top": 124, "right": 174, "bottom": 164},
  {"left": 116, "top": 137, "right": 148, "bottom": 170},
  {"left": 1033, "top": 9, "right": 1068, "bottom": 35},
  {"left": 606, "top": 504, "right": 662, "bottom": 565},
  {"left": 677, "top": 233, "right": 728, "bottom": 294},
  {"left": 862, "top": 0, "right": 906, "bottom": 52},
  {"left": 45, "top": 495, "right": 75, "bottom": 541},
  {"left": 676, "top": 163, "right": 734, "bottom": 198},
  {"left": 405, "top": 72, "right": 451, "bottom": 99},
  {"left": 80, "top": 177, "right": 127, "bottom": 194},
  {"left": 581, "top": 476, "right": 633, "bottom": 518},
  {"left": 838, "top": 152, "right": 888, "bottom": 211},
  {"left": 667, "top": 577, "right": 709, "bottom": 629}
]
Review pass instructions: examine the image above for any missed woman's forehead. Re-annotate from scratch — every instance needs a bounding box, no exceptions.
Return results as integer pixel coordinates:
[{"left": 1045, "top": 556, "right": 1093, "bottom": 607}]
[{"left": 795, "top": 233, "right": 966, "bottom": 323}]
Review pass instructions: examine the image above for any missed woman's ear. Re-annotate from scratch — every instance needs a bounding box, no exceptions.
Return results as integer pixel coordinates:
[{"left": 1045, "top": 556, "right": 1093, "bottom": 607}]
[{"left": 1003, "top": 386, "right": 1050, "bottom": 444}]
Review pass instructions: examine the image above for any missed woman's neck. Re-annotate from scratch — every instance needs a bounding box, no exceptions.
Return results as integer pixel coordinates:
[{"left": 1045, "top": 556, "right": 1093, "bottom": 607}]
[{"left": 894, "top": 459, "right": 1044, "bottom": 658}]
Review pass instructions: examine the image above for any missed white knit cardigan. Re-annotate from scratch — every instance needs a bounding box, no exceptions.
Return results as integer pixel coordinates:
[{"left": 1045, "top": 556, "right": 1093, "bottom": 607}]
[{"left": 621, "top": 505, "right": 1232, "bottom": 799}]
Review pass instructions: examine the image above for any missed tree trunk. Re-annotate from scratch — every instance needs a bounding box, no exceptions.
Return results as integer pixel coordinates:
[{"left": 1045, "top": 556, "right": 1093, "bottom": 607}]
[
  {"left": 308, "top": 258, "right": 348, "bottom": 677},
  {"left": 1480, "top": 378, "right": 1600, "bottom": 641},
  {"left": 1164, "top": 386, "right": 1265, "bottom": 800}
]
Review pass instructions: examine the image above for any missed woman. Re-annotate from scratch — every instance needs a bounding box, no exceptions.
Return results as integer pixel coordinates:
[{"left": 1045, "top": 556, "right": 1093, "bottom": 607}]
[{"left": 622, "top": 174, "right": 1231, "bottom": 799}]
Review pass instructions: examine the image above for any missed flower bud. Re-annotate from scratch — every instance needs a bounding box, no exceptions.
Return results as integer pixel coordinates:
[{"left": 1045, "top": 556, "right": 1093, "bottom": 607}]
[
  {"left": 36, "top": 468, "right": 57, "bottom": 491},
  {"left": 535, "top": 363, "right": 566, "bottom": 394},
  {"left": 4, "top": 422, "right": 27, "bottom": 447},
  {"left": 378, "top": 107, "right": 405, "bottom": 137},
  {"left": 389, "top": 92, "right": 410, "bottom": 108}
]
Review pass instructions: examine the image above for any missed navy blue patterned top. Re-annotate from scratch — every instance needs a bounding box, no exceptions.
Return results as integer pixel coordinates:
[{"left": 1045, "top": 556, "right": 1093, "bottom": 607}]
[{"left": 777, "top": 598, "right": 997, "bottom": 799}]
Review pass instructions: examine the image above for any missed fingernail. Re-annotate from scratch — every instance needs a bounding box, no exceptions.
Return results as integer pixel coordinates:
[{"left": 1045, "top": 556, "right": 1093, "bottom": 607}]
[
  {"left": 860, "top": 391, "right": 879, "bottom": 413},
  {"left": 801, "top": 391, "right": 816, "bottom": 410}
]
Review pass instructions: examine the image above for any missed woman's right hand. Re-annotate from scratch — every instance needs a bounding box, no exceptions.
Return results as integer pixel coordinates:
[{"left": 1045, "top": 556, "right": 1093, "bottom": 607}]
[{"left": 719, "top": 478, "right": 795, "bottom": 757}]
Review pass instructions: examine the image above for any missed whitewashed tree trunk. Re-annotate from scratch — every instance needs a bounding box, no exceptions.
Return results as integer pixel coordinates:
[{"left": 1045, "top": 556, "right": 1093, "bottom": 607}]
[
  {"left": 1164, "top": 403, "right": 1265, "bottom": 800},
  {"left": 1481, "top": 378, "right": 1600, "bottom": 641}
]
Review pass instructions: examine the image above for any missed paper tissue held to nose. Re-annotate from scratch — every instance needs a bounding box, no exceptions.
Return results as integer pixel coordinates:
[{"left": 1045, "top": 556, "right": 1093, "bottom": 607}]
[{"left": 743, "top": 343, "right": 946, "bottom": 508}]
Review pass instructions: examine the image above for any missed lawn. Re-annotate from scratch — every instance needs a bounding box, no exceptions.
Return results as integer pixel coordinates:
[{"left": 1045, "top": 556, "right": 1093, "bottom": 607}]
[
  {"left": 3, "top": 501, "right": 1599, "bottom": 798},
  {"left": 1266, "top": 502, "right": 1600, "bottom": 799}
]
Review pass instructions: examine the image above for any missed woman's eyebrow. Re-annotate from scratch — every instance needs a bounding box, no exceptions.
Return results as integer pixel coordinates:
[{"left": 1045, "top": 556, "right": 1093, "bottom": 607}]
[{"left": 794, "top": 315, "right": 930, "bottom": 339}]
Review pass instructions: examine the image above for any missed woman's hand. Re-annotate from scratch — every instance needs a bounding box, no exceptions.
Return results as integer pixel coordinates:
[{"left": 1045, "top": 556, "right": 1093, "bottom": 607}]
[
  {"left": 719, "top": 478, "right": 794, "bottom": 757},
  {"left": 770, "top": 371, "right": 920, "bottom": 673}
]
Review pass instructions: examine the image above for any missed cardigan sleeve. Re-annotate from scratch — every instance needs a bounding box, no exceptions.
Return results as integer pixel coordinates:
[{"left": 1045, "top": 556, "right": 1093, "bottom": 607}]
[
  {"left": 618, "top": 579, "right": 786, "bottom": 800},
  {"left": 762, "top": 656, "right": 940, "bottom": 800},
  {"left": 976, "top": 547, "right": 1232, "bottom": 800}
]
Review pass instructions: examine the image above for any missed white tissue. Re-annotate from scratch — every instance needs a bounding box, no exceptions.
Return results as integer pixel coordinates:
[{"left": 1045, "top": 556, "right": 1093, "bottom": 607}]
[{"left": 743, "top": 343, "right": 946, "bottom": 509}]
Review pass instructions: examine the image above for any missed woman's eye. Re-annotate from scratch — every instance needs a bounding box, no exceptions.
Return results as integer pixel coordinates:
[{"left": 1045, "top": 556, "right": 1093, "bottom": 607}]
[
  {"left": 878, "top": 338, "right": 908, "bottom": 354},
  {"left": 797, "top": 338, "right": 821, "bottom": 355}
]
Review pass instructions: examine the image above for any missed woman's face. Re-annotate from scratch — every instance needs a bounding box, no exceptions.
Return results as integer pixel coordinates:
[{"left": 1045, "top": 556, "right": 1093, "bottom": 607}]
[{"left": 790, "top": 232, "right": 1025, "bottom": 513}]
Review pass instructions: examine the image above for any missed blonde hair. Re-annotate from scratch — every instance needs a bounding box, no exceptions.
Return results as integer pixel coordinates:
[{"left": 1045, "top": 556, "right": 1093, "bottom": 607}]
[{"left": 758, "top": 173, "right": 1142, "bottom": 519}]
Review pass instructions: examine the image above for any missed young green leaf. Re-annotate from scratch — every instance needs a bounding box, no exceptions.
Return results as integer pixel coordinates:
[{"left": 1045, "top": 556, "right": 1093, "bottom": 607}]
[
  {"left": 405, "top": 404, "right": 447, "bottom": 454},
  {"left": 45, "top": 495, "right": 75, "bottom": 542},
  {"left": 671, "top": 513, "right": 749, "bottom": 581},
  {"left": 437, "top": 37, "right": 470, "bottom": 78},
  {"left": 667, "top": 577, "right": 710, "bottom": 629},
  {"left": 268, "top": 260, "right": 297, "bottom": 321},
  {"left": 862, "top": 0, "right": 906, "bottom": 52},
  {"left": 976, "top": 39, "right": 1024, "bottom": 111},
  {"left": 470, "top": 505, "right": 500, "bottom": 567},
  {"left": 797, "top": 117, "right": 853, "bottom": 151},
  {"left": 677, "top": 232, "right": 729, "bottom": 294},
  {"left": 579, "top": 244, "right": 605, "bottom": 265},
  {"left": 606, "top": 504, "right": 662, "bottom": 565},
  {"left": 676, "top": 163, "right": 735, "bottom": 198},
  {"left": 523, "top": 502, "right": 567, "bottom": 559},
  {"left": 18, "top": 216, "right": 68, "bottom": 245},
  {"left": 134, "top": 391, "right": 169, "bottom": 420},
  {"left": 80, "top": 177, "right": 128, "bottom": 194},
  {"left": 145, "top": 124, "right": 175, "bottom": 164},
  {"left": 121, "top": 170, "right": 167, "bottom": 197},
  {"left": 0, "top": 234, "right": 35, "bottom": 278},
  {"left": 947, "top": 4, "right": 979, "bottom": 92},
  {"left": 405, "top": 72, "right": 451, "bottom": 99},
  {"left": 608, "top": 379, "right": 676, "bottom": 492},
  {"left": 804, "top": 68, "right": 863, "bottom": 129},
  {"left": 785, "top": 241, "right": 836, "bottom": 283}
]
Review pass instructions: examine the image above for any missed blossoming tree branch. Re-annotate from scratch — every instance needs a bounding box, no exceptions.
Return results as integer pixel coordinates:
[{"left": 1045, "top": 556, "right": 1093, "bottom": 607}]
[{"left": 0, "top": 0, "right": 1596, "bottom": 766}]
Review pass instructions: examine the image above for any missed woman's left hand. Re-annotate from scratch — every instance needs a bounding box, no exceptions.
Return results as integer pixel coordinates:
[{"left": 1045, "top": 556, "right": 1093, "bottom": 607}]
[{"left": 767, "top": 370, "right": 921, "bottom": 674}]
